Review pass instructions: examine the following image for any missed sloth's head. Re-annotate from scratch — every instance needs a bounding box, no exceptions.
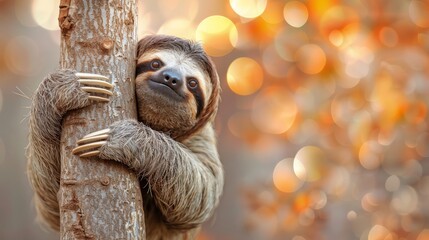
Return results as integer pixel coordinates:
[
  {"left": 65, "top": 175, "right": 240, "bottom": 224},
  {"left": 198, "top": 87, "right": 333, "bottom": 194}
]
[{"left": 135, "top": 35, "right": 220, "bottom": 141}]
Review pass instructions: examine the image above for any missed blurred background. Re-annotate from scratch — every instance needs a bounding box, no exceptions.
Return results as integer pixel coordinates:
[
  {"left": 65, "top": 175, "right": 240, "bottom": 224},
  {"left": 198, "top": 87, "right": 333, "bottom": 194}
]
[{"left": 1, "top": 0, "right": 429, "bottom": 239}]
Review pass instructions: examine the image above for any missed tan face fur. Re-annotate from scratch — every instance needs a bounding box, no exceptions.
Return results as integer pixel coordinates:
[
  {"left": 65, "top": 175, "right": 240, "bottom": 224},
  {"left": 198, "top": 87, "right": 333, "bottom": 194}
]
[{"left": 135, "top": 49, "right": 212, "bottom": 138}]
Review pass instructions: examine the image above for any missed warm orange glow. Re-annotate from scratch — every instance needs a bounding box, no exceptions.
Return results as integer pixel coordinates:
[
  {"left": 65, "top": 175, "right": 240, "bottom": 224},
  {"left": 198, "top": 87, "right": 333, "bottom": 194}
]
[
  {"left": 368, "top": 225, "right": 395, "bottom": 240},
  {"left": 4, "top": 36, "right": 40, "bottom": 76},
  {"left": 157, "top": 0, "right": 199, "bottom": 20},
  {"left": 293, "top": 193, "right": 311, "bottom": 213},
  {"left": 261, "top": 0, "right": 285, "bottom": 24},
  {"left": 31, "top": 0, "right": 60, "bottom": 31},
  {"left": 227, "top": 112, "right": 259, "bottom": 143},
  {"left": 329, "top": 30, "right": 344, "bottom": 46},
  {"left": 251, "top": 87, "right": 297, "bottom": 134},
  {"left": 158, "top": 18, "right": 196, "bottom": 40},
  {"left": 196, "top": 15, "right": 238, "bottom": 57},
  {"left": 273, "top": 158, "right": 303, "bottom": 193},
  {"left": 409, "top": 0, "right": 429, "bottom": 28},
  {"left": 307, "top": 0, "right": 337, "bottom": 20},
  {"left": 379, "top": 27, "right": 398, "bottom": 47},
  {"left": 295, "top": 44, "right": 326, "bottom": 74},
  {"left": 359, "top": 141, "right": 383, "bottom": 170},
  {"left": 230, "top": 0, "right": 267, "bottom": 19},
  {"left": 293, "top": 146, "right": 327, "bottom": 182},
  {"left": 319, "top": 6, "right": 360, "bottom": 46},
  {"left": 283, "top": 1, "right": 309, "bottom": 28},
  {"left": 417, "top": 229, "right": 429, "bottom": 240},
  {"left": 227, "top": 57, "right": 263, "bottom": 96}
]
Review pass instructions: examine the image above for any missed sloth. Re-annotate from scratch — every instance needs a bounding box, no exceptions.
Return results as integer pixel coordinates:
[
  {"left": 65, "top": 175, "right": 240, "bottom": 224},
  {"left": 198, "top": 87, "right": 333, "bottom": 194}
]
[{"left": 27, "top": 35, "right": 223, "bottom": 239}]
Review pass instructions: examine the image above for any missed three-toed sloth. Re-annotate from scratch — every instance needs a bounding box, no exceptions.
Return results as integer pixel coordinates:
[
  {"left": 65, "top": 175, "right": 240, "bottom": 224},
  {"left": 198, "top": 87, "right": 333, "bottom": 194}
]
[{"left": 27, "top": 35, "right": 223, "bottom": 239}]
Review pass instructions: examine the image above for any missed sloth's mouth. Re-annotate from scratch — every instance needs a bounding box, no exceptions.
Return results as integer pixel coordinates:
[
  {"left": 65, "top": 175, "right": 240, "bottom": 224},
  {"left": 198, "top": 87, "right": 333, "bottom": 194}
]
[{"left": 148, "top": 79, "right": 185, "bottom": 101}]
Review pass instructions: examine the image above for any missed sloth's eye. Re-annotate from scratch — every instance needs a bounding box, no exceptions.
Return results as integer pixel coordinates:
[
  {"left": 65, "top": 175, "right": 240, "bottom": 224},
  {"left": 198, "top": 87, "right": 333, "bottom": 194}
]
[
  {"left": 188, "top": 78, "right": 198, "bottom": 89},
  {"left": 150, "top": 59, "right": 161, "bottom": 70}
]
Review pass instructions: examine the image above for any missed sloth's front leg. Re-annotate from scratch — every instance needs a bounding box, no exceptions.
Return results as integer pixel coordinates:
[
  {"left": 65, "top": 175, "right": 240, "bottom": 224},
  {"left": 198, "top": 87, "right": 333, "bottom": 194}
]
[{"left": 27, "top": 70, "right": 113, "bottom": 230}]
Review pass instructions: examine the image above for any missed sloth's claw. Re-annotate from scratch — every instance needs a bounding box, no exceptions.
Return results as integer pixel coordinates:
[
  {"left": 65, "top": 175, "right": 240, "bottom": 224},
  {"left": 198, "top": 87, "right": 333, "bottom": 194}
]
[
  {"left": 76, "top": 72, "right": 109, "bottom": 81},
  {"left": 72, "top": 141, "right": 106, "bottom": 155},
  {"left": 78, "top": 79, "right": 113, "bottom": 89},
  {"left": 79, "top": 150, "right": 101, "bottom": 158},
  {"left": 73, "top": 128, "right": 111, "bottom": 157},
  {"left": 88, "top": 96, "right": 110, "bottom": 102},
  {"left": 81, "top": 86, "right": 113, "bottom": 96},
  {"left": 77, "top": 134, "right": 109, "bottom": 145},
  {"left": 83, "top": 128, "right": 111, "bottom": 138},
  {"left": 75, "top": 72, "right": 113, "bottom": 102}
]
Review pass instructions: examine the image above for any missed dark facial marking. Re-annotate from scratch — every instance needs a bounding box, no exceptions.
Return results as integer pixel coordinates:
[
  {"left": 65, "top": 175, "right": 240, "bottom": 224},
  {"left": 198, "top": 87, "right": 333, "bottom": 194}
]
[
  {"left": 186, "top": 77, "right": 205, "bottom": 117},
  {"left": 136, "top": 58, "right": 164, "bottom": 76}
]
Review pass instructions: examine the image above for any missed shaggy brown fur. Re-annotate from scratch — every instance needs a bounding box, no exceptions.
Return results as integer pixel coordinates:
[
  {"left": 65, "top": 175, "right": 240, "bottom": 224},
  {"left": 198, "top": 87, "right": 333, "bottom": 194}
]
[{"left": 27, "top": 35, "right": 223, "bottom": 239}]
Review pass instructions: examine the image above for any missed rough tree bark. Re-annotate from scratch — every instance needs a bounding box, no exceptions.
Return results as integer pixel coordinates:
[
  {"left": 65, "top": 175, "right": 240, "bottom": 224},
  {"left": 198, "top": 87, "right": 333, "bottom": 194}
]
[{"left": 57, "top": 0, "right": 145, "bottom": 239}]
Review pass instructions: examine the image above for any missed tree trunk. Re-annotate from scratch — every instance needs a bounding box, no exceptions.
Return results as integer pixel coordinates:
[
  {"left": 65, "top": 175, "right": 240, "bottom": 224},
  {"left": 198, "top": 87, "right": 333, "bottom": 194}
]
[{"left": 58, "top": 0, "right": 145, "bottom": 239}]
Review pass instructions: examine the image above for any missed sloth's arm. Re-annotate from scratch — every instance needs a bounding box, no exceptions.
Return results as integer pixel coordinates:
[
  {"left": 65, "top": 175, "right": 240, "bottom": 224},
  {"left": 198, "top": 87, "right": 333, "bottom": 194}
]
[
  {"left": 27, "top": 70, "right": 112, "bottom": 230},
  {"left": 82, "top": 119, "right": 224, "bottom": 229}
]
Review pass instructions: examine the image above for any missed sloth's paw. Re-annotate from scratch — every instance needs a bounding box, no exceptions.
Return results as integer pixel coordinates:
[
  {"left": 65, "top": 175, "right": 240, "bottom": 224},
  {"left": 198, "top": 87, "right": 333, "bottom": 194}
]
[{"left": 72, "top": 120, "right": 141, "bottom": 171}]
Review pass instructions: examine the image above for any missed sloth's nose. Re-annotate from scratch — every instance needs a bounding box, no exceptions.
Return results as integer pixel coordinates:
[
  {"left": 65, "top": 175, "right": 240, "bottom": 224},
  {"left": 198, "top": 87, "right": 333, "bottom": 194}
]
[{"left": 162, "top": 69, "right": 183, "bottom": 90}]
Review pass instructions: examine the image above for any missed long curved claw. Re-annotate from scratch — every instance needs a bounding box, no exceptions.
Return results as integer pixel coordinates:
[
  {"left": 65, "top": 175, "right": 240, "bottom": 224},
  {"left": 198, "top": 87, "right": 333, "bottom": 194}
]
[
  {"left": 76, "top": 72, "right": 113, "bottom": 102},
  {"left": 88, "top": 96, "right": 110, "bottom": 102},
  {"left": 76, "top": 72, "right": 109, "bottom": 81},
  {"left": 73, "top": 128, "right": 111, "bottom": 158},
  {"left": 77, "top": 134, "right": 109, "bottom": 145},
  {"left": 72, "top": 141, "right": 106, "bottom": 155},
  {"left": 81, "top": 86, "right": 113, "bottom": 96},
  {"left": 78, "top": 79, "right": 113, "bottom": 89},
  {"left": 83, "top": 128, "right": 111, "bottom": 138},
  {"left": 79, "top": 150, "right": 101, "bottom": 158}
]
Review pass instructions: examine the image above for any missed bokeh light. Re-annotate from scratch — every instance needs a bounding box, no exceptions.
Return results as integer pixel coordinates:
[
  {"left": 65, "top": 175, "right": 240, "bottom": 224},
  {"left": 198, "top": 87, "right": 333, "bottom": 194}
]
[
  {"left": 379, "top": 27, "right": 398, "bottom": 47},
  {"left": 274, "top": 27, "right": 309, "bottom": 62},
  {"left": 196, "top": 15, "right": 238, "bottom": 57},
  {"left": 31, "top": 0, "right": 60, "bottom": 31},
  {"left": 261, "top": 0, "right": 284, "bottom": 25},
  {"left": 409, "top": 0, "right": 429, "bottom": 28},
  {"left": 295, "top": 44, "right": 326, "bottom": 75},
  {"left": 158, "top": 18, "right": 196, "bottom": 40},
  {"left": 273, "top": 158, "right": 303, "bottom": 193},
  {"left": 230, "top": 0, "right": 267, "bottom": 19},
  {"left": 391, "top": 186, "right": 418, "bottom": 215},
  {"left": 283, "top": 1, "right": 308, "bottom": 28},
  {"left": 227, "top": 112, "right": 259, "bottom": 143},
  {"left": 319, "top": 6, "right": 360, "bottom": 46},
  {"left": 227, "top": 57, "right": 263, "bottom": 96},
  {"left": 157, "top": 0, "right": 199, "bottom": 21},
  {"left": 4, "top": 36, "right": 40, "bottom": 76},
  {"left": 251, "top": 87, "right": 297, "bottom": 134},
  {"left": 417, "top": 229, "right": 429, "bottom": 240},
  {"left": 368, "top": 225, "right": 395, "bottom": 240},
  {"left": 293, "top": 146, "right": 328, "bottom": 182}
]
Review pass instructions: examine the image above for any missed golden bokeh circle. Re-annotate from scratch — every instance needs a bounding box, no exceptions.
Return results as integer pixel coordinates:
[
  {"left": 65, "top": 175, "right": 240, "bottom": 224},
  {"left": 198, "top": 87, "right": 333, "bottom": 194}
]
[
  {"left": 31, "top": 0, "right": 60, "bottom": 31},
  {"left": 196, "top": 15, "right": 238, "bottom": 57},
  {"left": 158, "top": 18, "right": 196, "bottom": 40},
  {"left": 283, "top": 1, "right": 309, "bottom": 28},
  {"left": 273, "top": 158, "right": 303, "bottom": 193},
  {"left": 230, "top": 0, "right": 267, "bottom": 19},
  {"left": 293, "top": 146, "right": 328, "bottom": 182},
  {"left": 227, "top": 57, "right": 263, "bottom": 96},
  {"left": 295, "top": 44, "right": 326, "bottom": 74}
]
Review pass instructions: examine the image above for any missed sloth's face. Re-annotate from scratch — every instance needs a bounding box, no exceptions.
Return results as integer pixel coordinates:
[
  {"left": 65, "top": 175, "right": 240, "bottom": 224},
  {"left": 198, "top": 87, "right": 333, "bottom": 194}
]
[{"left": 135, "top": 49, "right": 211, "bottom": 137}]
